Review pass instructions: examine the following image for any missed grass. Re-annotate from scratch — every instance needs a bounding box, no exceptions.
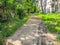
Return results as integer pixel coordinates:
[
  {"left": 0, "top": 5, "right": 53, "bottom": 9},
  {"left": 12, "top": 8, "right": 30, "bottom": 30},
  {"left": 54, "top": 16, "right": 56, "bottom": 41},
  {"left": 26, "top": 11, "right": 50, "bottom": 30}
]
[
  {"left": 37, "top": 13, "right": 60, "bottom": 41},
  {"left": 0, "top": 15, "right": 29, "bottom": 45}
]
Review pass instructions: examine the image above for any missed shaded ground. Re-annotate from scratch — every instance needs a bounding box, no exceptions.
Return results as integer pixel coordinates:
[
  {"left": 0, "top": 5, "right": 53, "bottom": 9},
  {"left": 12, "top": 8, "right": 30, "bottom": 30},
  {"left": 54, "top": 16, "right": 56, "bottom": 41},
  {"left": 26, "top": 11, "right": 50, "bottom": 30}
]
[{"left": 5, "top": 15, "right": 57, "bottom": 45}]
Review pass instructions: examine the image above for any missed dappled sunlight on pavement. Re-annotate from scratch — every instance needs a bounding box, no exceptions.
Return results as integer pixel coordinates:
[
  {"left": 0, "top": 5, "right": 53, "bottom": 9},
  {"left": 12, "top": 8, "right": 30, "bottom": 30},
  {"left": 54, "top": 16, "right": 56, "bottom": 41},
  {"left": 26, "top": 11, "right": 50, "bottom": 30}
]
[
  {"left": 5, "top": 16, "right": 41, "bottom": 45},
  {"left": 5, "top": 16, "right": 57, "bottom": 45}
]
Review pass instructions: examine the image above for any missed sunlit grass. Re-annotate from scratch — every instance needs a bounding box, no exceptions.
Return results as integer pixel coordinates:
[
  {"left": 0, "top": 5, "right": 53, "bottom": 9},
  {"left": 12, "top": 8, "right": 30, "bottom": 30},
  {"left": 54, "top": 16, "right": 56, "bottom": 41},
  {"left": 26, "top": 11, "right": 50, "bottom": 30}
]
[
  {"left": 37, "top": 13, "right": 60, "bottom": 33},
  {"left": 37, "top": 13, "right": 60, "bottom": 41}
]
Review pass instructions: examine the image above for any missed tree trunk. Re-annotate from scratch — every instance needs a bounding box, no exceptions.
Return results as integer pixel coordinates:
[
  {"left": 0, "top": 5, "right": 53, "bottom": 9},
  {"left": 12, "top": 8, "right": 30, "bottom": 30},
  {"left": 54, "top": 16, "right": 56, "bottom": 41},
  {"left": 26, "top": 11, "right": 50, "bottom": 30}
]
[
  {"left": 57, "top": 0, "right": 60, "bottom": 13},
  {"left": 40, "top": 0, "right": 43, "bottom": 13}
]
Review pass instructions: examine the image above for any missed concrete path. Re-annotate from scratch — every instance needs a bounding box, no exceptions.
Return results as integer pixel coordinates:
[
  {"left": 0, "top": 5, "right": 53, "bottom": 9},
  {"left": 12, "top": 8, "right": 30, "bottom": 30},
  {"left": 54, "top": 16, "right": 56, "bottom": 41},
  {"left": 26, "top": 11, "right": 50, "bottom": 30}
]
[{"left": 5, "top": 15, "right": 57, "bottom": 45}]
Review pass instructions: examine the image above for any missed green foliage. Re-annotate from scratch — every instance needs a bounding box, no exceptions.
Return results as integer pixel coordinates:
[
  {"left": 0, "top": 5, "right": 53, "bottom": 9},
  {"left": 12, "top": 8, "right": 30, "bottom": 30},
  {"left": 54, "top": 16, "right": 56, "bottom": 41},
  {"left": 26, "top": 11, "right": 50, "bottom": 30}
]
[
  {"left": 0, "top": 33, "right": 6, "bottom": 45},
  {"left": 0, "top": 0, "right": 3, "bottom": 4},
  {"left": 0, "top": 0, "right": 29, "bottom": 44},
  {"left": 7, "top": 0, "right": 14, "bottom": 4},
  {"left": 21, "top": 0, "right": 37, "bottom": 13},
  {"left": 17, "top": 9, "right": 26, "bottom": 19},
  {"left": 0, "top": 0, "right": 38, "bottom": 44},
  {"left": 37, "top": 13, "right": 60, "bottom": 33},
  {"left": 16, "top": 4, "right": 26, "bottom": 19},
  {"left": 0, "top": 15, "right": 28, "bottom": 44},
  {"left": 36, "top": 6, "right": 40, "bottom": 13},
  {"left": 57, "top": 35, "right": 60, "bottom": 41},
  {"left": 0, "top": 12, "right": 10, "bottom": 23},
  {"left": 3, "top": 12, "right": 9, "bottom": 19},
  {"left": 7, "top": 0, "right": 16, "bottom": 10},
  {"left": 37, "top": 13, "right": 60, "bottom": 41}
]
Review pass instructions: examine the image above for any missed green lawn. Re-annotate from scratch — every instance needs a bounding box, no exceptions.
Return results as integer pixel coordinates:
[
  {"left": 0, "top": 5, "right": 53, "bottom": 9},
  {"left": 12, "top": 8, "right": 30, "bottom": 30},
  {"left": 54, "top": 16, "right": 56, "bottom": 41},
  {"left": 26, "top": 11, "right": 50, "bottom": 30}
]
[{"left": 37, "top": 13, "right": 60, "bottom": 33}]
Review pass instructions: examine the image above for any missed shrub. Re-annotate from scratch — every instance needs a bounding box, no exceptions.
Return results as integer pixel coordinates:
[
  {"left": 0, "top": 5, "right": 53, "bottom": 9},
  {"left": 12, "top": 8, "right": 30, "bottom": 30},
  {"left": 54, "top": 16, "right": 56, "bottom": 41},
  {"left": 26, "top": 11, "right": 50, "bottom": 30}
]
[
  {"left": 36, "top": 6, "right": 40, "bottom": 13},
  {"left": 16, "top": 4, "right": 27, "bottom": 19},
  {"left": 57, "top": 34, "right": 60, "bottom": 41},
  {"left": 17, "top": 8, "right": 25, "bottom": 19},
  {"left": 0, "top": 14, "right": 8, "bottom": 23},
  {"left": 0, "top": 32, "right": 6, "bottom": 45},
  {"left": 0, "top": 14, "right": 28, "bottom": 45}
]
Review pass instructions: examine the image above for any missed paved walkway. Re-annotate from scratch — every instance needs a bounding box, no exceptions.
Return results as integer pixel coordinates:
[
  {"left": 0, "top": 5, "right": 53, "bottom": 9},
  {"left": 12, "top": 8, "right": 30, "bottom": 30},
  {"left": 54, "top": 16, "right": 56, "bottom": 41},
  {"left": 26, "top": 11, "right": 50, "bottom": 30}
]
[{"left": 5, "top": 15, "right": 57, "bottom": 45}]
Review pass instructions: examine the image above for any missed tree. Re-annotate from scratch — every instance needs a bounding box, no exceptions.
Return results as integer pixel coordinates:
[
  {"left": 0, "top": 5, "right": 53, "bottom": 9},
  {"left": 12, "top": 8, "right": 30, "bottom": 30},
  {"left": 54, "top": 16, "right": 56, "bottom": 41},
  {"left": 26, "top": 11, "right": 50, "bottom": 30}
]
[
  {"left": 57, "top": 0, "right": 60, "bottom": 13},
  {"left": 40, "top": 0, "right": 43, "bottom": 13},
  {"left": 21, "top": 0, "right": 36, "bottom": 13}
]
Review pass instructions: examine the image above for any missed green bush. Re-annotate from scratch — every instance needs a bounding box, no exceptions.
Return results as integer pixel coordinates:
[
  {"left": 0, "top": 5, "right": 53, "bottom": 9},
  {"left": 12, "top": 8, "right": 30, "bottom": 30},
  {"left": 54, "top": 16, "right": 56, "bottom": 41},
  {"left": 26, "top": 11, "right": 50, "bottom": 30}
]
[
  {"left": 16, "top": 4, "right": 27, "bottom": 19},
  {"left": 36, "top": 6, "right": 40, "bottom": 13},
  {"left": 0, "top": 32, "right": 6, "bottom": 45},
  {"left": 17, "top": 8, "right": 26, "bottom": 19},
  {"left": 0, "top": 15, "right": 28, "bottom": 45},
  {"left": 0, "top": 12, "right": 11, "bottom": 23},
  {"left": 37, "top": 13, "right": 60, "bottom": 41},
  {"left": 57, "top": 34, "right": 60, "bottom": 41}
]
